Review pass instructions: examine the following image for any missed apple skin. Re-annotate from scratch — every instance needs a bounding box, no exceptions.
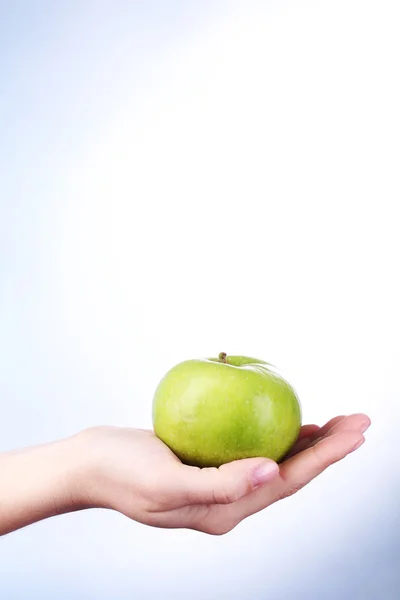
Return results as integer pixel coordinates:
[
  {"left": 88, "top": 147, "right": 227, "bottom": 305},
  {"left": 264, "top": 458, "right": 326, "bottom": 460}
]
[{"left": 152, "top": 353, "right": 302, "bottom": 467}]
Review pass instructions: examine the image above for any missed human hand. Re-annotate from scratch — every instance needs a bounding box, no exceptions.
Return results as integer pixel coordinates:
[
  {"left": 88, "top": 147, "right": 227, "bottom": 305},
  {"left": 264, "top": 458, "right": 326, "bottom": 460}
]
[{"left": 75, "top": 413, "right": 370, "bottom": 535}]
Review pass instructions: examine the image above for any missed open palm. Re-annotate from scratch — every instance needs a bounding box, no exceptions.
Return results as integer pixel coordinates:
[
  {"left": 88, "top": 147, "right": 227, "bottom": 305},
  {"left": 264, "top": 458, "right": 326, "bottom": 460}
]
[{"left": 84, "top": 413, "right": 370, "bottom": 535}]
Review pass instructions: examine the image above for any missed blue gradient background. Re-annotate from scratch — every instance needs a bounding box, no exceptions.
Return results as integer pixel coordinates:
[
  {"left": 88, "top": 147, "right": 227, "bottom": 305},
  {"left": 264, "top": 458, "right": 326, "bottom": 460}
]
[{"left": 1, "top": 1, "right": 399, "bottom": 598}]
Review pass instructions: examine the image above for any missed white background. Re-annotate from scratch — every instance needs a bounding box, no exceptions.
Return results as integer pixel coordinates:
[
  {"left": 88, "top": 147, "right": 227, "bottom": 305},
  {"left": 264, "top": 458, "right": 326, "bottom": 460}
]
[{"left": 1, "top": 1, "right": 399, "bottom": 598}]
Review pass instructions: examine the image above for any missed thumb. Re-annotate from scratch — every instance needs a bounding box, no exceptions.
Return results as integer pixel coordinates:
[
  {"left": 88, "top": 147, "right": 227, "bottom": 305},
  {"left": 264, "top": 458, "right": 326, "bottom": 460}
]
[{"left": 180, "top": 458, "right": 279, "bottom": 505}]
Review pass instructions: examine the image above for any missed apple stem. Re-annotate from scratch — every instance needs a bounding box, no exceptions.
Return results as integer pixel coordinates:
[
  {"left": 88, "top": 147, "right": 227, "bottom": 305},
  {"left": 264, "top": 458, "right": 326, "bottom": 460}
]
[{"left": 218, "top": 352, "right": 228, "bottom": 363}]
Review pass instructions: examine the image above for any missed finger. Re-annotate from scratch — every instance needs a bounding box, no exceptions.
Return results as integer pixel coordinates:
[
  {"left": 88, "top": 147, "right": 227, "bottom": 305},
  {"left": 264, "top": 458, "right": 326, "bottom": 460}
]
[
  {"left": 320, "top": 413, "right": 371, "bottom": 438},
  {"left": 228, "top": 429, "right": 365, "bottom": 524},
  {"left": 286, "top": 415, "right": 347, "bottom": 457},
  {"left": 178, "top": 458, "right": 279, "bottom": 506},
  {"left": 310, "top": 415, "right": 347, "bottom": 439},
  {"left": 305, "top": 413, "right": 371, "bottom": 452},
  {"left": 278, "top": 429, "right": 364, "bottom": 496}
]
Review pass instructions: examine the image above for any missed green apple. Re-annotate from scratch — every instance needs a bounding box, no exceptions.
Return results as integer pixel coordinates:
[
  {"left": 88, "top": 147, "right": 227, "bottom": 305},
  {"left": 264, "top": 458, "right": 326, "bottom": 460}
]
[{"left": 152, "top": 352, "right": 302, "bottom": 467}]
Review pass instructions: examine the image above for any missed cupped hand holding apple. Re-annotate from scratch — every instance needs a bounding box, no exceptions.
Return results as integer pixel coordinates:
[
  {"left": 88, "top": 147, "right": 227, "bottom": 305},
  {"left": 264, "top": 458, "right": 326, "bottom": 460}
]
[
  {"left": 78, "top": 352, "right": 370, "bottom": 535},
  {"left": 79, "top": 412, "right": 369, "bottom": 535}
]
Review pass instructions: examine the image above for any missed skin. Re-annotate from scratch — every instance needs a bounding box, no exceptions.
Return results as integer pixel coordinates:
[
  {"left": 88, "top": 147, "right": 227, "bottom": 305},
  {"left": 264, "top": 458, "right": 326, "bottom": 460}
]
[
  {"left": 153, "top": 355, "right": 302, "bottom": 467},
  {"left": 0, "top": 413, "right": 370, "bottom": 537}
]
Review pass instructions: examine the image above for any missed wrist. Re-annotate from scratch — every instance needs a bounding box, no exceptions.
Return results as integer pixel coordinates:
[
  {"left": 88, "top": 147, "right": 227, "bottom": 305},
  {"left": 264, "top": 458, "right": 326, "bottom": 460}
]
[
  {"left": 69, "top": 426, "right": 120, "bottom": 512},
  {"left": 51, "top": 433, "right": 95, "bottom": 514}
]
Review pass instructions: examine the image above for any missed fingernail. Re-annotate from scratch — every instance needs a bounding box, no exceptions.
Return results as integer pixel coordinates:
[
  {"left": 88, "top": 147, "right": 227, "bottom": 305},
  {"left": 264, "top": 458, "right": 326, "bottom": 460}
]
[
  {"left": 252, "top": 462, "right": 278, "bottom": 487},
  {"left": 351, "top": 438, "right": 365, "bottom": 452}
]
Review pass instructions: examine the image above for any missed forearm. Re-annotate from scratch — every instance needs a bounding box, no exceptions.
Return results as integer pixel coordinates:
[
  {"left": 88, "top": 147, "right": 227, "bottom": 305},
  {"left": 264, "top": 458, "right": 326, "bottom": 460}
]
[{"left": 0, "top": 435, "right": 88, "bottom": 536}]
